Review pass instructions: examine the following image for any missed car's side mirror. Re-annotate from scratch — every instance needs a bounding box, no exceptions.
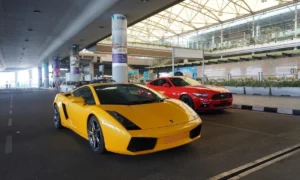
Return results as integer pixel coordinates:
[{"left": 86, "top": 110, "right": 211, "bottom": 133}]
[
  {"left": 69, "top": 96, "right": 85, "bottom": 104},
  {"left": 162, "top": 83, "right": 170, "bottom": 87}
]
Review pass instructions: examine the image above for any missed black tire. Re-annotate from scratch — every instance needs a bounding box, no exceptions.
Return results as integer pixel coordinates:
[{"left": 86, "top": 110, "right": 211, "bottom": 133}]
[
  {"left": 87, "top": 116, "right": 106, "bottom": 154},
  {"left": 180, "top": 95, "right": 194, "bottom": 109},
  {"left": 53, "top": 105, "right": 63, "bottom": 129}
]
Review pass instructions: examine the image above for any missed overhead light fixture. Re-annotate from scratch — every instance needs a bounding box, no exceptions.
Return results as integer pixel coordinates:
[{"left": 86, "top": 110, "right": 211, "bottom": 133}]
[
  {"left": 28, "top": 28, "right": 33, "bottom": 32},
  {"left": 99, "top": 25, "right": 104, "bottom": 28},
  {"left": 33, "top": 10, "right": 41, "bottom": 13}
]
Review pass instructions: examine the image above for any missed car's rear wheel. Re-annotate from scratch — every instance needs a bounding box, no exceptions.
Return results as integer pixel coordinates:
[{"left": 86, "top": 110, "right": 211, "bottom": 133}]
[
  {"left": 180, "top": 95, "right": 194, "bottom": 109},
  {"left": 53, "top": 105, "right": 63, "bottom": 129},
  {"left": 87, "top": 116, "right": 106, "bottom": 154}
]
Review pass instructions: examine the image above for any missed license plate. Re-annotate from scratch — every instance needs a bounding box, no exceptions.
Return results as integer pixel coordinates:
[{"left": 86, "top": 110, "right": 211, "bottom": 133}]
[
  {"left": 164, "top": 133, "right": 186, "bottom": 144},
  {"left": 220, "top": 100, "right": 229, "bottom": 104}
]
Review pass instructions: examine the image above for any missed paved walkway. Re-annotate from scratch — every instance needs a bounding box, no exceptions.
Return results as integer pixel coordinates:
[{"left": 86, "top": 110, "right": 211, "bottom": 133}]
[{"left": 233, "top": 94, "right": 300, "bottom": 110}]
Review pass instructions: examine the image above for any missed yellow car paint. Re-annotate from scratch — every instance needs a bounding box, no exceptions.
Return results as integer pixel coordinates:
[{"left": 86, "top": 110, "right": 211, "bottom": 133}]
[{"left": 53, "top": 83, "right": 202, "bottom": 155}]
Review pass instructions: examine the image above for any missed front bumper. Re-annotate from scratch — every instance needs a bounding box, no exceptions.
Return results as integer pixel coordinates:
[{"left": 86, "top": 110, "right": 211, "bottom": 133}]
[
  {"left": 193, "top": 97, "right": 233, "bottom": 111},
  {"left": 105, "top": 119, "right": 202, "bottom": 155}
]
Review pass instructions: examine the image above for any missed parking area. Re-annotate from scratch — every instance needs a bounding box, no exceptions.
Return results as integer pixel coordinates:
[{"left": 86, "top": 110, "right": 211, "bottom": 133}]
[{"left": 0, "top": 90, "right": 300, "bottom": 180}]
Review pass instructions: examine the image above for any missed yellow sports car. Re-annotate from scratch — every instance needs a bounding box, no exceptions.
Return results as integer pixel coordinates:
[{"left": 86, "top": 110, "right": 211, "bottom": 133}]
[{"left": 53, "top": 83, "right": 202, "bottom": 155}]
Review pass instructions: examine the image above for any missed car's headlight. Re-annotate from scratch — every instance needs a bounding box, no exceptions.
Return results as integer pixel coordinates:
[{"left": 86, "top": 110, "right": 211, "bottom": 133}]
[
  {"left": 193, "top": 93, "right": 208, "bottom": 97},
  {"left": 106, "top": 111, "right": 141, "bottom": 130}
]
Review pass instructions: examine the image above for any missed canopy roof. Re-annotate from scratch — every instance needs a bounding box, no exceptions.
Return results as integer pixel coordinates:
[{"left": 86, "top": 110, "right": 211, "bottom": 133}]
[{"left": 127, "top": 0, "right": 294, "bottom": 42}]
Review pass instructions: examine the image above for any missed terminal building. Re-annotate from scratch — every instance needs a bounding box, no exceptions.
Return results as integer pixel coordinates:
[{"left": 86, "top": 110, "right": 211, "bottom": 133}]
[{"left": 0, "top": 1, "right": 300, "bottom": 180}]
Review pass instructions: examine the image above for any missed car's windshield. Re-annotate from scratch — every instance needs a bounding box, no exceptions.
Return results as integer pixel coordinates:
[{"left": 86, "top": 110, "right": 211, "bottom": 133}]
[
  {"left": 169, "top": 77, "right": 201, "bottom": 87},
  {"left": 94, "top": 84, "right": 164, "bottom": 105},
  {"left": 66, "top": 81, "right": 77, "bottom": 85}
]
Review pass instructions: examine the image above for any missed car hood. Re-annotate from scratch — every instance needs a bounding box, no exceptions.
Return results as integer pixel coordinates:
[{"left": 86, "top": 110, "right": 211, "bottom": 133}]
[
  {"left": 100, "top": 99, "right": 197, "bottom": 130},
  {"left": 185, "top": 85, "right": 230, "bottom": 93}
]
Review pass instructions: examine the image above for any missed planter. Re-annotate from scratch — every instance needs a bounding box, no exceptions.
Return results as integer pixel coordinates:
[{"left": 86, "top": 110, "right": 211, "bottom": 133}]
[
  {"left": 224, "top": 86, "right": 245, "bottom": 94},
  {"left": 245, "top": 87, "right": 270, "bottom": 95},
  {"left": 271, "top": 87, "right": 300, "bottom": 97}
]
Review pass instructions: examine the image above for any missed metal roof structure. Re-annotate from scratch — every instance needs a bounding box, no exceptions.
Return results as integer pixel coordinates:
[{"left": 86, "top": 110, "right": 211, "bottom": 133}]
[{"left": 127, "top": 0, "right": 295, "bottom": 43}]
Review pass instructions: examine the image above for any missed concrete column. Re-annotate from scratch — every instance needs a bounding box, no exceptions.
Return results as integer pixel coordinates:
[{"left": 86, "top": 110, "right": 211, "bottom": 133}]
[
  {"left": 15, "top": 71, "right": 18, "bottom": 88},
  {"left": 89, "top": 62, "right": 94, "bottom": 81},
  {"left": 252, "top": 16, "right": 255, "bottom": 38},
  {"left": 43, "top": 61, "right": 49, "bottom": 88},
  {"left": 70, "top": 44, "right": 80, "bottom": 82},
  {"left": 53, "top": 56, "right": 60, "bottom": 86},
  {"left": 295, "top": 0, "right": 298, "bottom": 38},
  {"left": 172, "top": 48, "right": 175, "bottom": 75},
  {"left": 28, "top": 69, "right": 32, "bottom": 87},
  {"left": 38, "top": 66, "right": 42, "bottom": 87},
  {"left": 112, "top": 14, "right": 128, "bottom": 83},
  {"left": 220, "top": 24, "right": 224, "bottom": 44}
]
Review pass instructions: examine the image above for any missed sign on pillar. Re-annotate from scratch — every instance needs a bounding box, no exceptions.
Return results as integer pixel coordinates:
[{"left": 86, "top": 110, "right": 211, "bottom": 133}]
[
  {"left": 70, "top": 45, "right": 80, "bottom": 82},
  {"left": 112, "top": 14, "right": 128, "bottom": 83}
]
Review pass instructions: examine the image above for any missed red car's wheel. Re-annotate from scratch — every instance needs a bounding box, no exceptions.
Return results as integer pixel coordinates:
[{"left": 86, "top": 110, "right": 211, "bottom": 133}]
[{"left": 180, "top": 95, "right": 194, "bottom": 109}]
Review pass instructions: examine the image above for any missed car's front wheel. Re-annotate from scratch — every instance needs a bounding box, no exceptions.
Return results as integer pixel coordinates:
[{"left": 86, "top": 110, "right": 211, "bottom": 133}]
[
  {"left": 53, "top": 105, "right": 63, "bottom": 129},
  {"left": 87, "top": 116, "right": 106, "bottom": 154},
  {"left": 180, "top": 95, "right": 194, "bottom": 109}
]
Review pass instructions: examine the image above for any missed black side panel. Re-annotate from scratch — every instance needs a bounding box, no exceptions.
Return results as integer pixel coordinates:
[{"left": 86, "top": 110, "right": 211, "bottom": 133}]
[{"left": 62, "top": 103, "right": 69, "bottom": 119}]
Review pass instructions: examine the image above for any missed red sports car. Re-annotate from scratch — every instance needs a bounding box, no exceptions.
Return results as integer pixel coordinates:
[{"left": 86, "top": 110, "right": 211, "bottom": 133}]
[{"left": 146, "top": 76, "right": 233, "bottom": 111}]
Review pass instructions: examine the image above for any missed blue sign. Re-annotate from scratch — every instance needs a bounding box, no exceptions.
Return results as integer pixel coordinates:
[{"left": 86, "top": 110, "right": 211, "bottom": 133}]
[
  {"left": 176, "top": 66, "right": 197, "bottom": 79},
  {"left": 143, "top": 71, "right": 149, "bottom": 80},
  {"left": 112, "top": 54, "right": 128, "bottom": 63}
]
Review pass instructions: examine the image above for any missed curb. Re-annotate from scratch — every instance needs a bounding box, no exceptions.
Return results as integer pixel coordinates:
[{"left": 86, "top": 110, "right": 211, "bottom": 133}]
[{"left": 232, "top": 104, "right": 300, "bottom": 116}]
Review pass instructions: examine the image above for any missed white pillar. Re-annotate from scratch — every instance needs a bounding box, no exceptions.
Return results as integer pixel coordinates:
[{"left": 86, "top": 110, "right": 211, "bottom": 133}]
[
  {"left": 38, "top": 66, "right": 42, "bottom": 87},
  {"left": 112, "top": 14, "right": 128, "bottom": 83},
  {"left": 53, "top": 56, "right": 60, "bottom": 86},
  {"left": 15, "top": 71, "right": 18, "bottom": 88},
  {"left": 89, "top": 62, "right": 94, "bottom": 81},
  {"left": 28, "top": 69, "right": 32, "bottom": 87},
  {"left": 295, "top": 1, "right": 298, "bottom": 38},
  {"left": 172, "top": 48, "right": 175, "bottom": 75},
  {"left": 201, "top": 45, "right": 205, "bottom": 84},
  {"left": 43, "top": 61, "right": 49, "bottom": 88},
  {"left": 70, "top": 45, "right": 80, "bottom": 82},
  {"left": 252, "top": 16, "right": 255, "bottom": 38},
  {"left": 220, "top": 24, "right": 224, "bottom": 44}
]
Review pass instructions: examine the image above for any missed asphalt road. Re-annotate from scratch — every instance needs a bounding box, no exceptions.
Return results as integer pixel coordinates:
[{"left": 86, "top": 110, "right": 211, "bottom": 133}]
[{"left": 0, "top": 89, "right": 300, "bottom": 180}]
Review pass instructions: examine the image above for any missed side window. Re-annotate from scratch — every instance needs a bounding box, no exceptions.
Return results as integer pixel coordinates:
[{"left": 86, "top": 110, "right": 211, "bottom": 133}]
[
  {"left": 157, "top": 79, "right": 171, "bottom": 86},
  {"left": 73, "top": 87, "right": 95, "bottom": 105},
  {"left": 73, "top": 88, "right": 82, "bottom": 97},
  {"left": 150, "top": 80, "right": 159, "bottom": 86}
]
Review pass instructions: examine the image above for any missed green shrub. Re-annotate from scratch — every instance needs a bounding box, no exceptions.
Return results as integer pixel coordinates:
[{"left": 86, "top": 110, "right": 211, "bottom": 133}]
[{"left": 205, "top": 80, "right": 300, "bottom": 87}]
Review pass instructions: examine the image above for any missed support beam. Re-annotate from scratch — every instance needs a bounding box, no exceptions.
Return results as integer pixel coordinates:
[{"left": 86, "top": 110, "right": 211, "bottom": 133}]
[
  {"left": 295, "top": 0, "right": 298, "bottom": 38},
  {"left": 172, "top": 48, "right": 175, "bottom": 76}
]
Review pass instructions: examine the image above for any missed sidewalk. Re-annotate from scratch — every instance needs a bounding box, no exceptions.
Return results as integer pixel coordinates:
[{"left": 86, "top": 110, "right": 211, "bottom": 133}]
[{"left": 232, "top": 94, "right": 300, "bottom": 116}]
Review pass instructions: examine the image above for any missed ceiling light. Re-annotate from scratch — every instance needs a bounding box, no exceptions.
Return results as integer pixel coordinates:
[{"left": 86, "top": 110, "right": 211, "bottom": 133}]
[
  {"left": 99, "top": 26, "right": 104, "bottom": 28},
  {"left": 28, "top": 28, "right": 33, "bottom": 32},
  {"left": 33, "top": 10, "right": 41, "bottom": 13}
]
